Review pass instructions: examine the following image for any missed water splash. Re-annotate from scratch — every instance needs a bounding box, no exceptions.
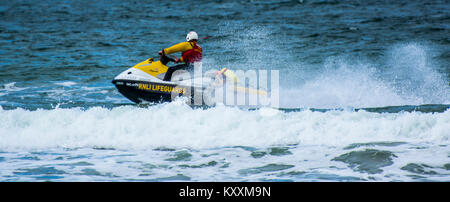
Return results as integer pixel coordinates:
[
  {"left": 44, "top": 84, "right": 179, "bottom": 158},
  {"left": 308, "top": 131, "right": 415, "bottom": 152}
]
[
  {"left": 383, "top": 43, "right": 450, "bottom": 104},
  {"left": 281, "top": 43, "right": 450, "bottom": 108}
]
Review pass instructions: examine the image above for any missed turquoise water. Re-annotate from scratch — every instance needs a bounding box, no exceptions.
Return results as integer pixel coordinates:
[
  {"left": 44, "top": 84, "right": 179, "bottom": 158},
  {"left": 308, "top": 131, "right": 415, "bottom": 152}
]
[{"left": 0, "top": 0, "right": 449, "bottom": 181}]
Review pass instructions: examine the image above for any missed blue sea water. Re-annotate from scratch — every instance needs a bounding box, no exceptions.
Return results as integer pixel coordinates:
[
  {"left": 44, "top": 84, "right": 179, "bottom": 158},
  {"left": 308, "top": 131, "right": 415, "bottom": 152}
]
[{"left": 0, "top": 0, "right": 449, "bottom": 181}]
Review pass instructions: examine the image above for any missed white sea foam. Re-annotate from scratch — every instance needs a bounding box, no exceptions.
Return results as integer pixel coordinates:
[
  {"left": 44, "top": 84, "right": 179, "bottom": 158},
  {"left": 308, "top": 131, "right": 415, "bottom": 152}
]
[
  {"left": 54, "top": 81, "right": 77, "bottom": 87},
  {"left": 0, "top": 102, "right": 448, "bottom": 150},
  {"left": 1, "top": 82, "right": 28, "bottom": 92}
]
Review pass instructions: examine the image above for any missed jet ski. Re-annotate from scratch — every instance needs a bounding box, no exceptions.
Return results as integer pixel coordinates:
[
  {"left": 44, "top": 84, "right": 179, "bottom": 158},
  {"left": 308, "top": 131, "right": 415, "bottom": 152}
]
[{"left": 112, "top": 55, "right": 269, "bottom": 106}]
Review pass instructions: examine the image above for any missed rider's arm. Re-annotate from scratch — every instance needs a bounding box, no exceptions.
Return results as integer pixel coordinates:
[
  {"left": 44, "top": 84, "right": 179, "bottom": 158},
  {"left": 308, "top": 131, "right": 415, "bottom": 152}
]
[{"left": 163, "top": 42, "right": 192, "bottom": 55}]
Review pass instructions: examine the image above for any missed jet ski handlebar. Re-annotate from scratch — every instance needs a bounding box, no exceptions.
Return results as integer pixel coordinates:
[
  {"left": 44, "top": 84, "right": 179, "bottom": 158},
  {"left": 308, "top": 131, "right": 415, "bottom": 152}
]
[{"left": 160, "top": 54, "right": 177, "bottom": 65}]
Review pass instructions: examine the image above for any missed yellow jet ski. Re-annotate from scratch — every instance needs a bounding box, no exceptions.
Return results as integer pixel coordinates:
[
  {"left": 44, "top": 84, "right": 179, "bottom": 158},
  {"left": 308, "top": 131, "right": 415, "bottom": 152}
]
[{"left": 112, "top": 55, "right": 269, "bottom": 106}]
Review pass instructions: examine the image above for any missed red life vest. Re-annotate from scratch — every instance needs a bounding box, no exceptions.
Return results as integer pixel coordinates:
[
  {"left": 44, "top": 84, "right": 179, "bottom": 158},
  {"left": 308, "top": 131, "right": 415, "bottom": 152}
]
[{"left": 182, "top": 42, "right": 202, "bottom": 63}]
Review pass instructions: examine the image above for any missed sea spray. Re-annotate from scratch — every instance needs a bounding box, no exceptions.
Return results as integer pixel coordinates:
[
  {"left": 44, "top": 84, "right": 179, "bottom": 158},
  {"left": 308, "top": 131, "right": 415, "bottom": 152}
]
[
  {"left": 280, "top": 43, "right": 450, "bottom": 108},
  {"left": 383, "top": 43, "right": 450, "bottom": 104}
]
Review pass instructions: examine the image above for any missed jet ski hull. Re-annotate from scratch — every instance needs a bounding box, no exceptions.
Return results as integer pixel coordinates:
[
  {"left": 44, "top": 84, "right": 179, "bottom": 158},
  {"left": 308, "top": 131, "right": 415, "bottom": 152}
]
[{"left": 112, "top": 79, "right": 189, "bottom": 104}]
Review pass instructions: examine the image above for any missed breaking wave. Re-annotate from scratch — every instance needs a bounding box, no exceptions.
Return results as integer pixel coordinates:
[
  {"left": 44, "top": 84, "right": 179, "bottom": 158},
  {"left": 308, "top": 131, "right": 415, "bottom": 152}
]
[{"left": 0, "top": 101, "right": 448, "bottom": 150}]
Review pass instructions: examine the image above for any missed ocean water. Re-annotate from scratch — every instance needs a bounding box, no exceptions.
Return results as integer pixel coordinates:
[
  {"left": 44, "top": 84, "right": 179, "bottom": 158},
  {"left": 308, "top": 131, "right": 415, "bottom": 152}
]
[{"left": 0, "top": 0, "right": 449, "bottom": 181}]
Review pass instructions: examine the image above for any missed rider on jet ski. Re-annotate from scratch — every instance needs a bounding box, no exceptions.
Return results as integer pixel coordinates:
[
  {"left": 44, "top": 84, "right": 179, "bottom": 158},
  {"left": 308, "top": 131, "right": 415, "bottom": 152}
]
[{"left": 158, "top": 31, "right": 203, "bottom": 81}]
